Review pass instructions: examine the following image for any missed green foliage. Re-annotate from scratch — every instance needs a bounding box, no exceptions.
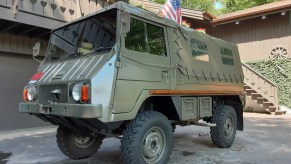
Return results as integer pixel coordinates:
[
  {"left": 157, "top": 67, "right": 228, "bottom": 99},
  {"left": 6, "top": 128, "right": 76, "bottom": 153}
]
[
  {"left": 219, "top": 0, "right": 280, "bottom": 13},
  {"left": 125, "top": 18, "right": 166, "bottom": 56},
  {"left": 181, "top": 0, "right": 216, "bottom": 13},
  {"left": 149, "top": 0, "right": 279, "bottom": 15},
  {"left": 247, "top": 59, "right": 291, "bottom": 108},
  {"left": 150, "top": 0, "right": 218, "bottom": 14},
  {"left": 153, "top": 0, "right": 165, "bottom": 4}
]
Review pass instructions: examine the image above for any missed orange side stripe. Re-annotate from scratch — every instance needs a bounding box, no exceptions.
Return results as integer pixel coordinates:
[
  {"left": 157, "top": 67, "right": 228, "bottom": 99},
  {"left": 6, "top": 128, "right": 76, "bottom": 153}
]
[{"left": 149, "top": 90, "right": 244, "bottom": 95}]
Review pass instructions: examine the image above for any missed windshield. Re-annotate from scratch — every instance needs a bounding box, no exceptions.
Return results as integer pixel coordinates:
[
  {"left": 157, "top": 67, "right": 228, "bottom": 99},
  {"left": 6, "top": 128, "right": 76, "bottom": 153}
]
[{"left": 45, "top": 9, "right": 117, "bottom": 62}]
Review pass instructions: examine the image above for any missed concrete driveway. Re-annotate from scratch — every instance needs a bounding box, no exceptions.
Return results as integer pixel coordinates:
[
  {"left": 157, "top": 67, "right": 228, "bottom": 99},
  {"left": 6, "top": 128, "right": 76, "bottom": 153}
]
[{"left": 0, "top": 113, "right": 291, "bottom": 164}]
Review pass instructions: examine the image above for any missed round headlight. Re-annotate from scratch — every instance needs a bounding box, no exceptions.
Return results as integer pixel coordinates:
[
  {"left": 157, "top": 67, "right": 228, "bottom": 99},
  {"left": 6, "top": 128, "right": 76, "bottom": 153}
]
[
  {"left": 72, "top": 84, "right": 81, "bottom": 101},
  {"left": 27, "top": 86, "right": 37, "bottom": 101}
]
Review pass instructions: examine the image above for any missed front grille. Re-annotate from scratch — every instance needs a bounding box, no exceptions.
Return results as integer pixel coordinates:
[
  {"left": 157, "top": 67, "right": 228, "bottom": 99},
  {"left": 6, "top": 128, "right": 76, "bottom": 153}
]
[{"left": 38, "top": 84, "right": 69, "bottom": 104}]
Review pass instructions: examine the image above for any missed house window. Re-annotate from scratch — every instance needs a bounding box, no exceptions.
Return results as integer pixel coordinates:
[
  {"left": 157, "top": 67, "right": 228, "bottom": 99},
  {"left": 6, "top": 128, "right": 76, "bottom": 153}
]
[
  {"left": 270, "top": 45, "right": 288, "bottom": 59},
  {"left": 125, "top": 18, "right": 167, "bottom": 56},
  {"left": 221, "top": 47, "right": 234, "bottom": 65},
  {"left": 191, "top": 38, "right": 209, "bottom": 61}
]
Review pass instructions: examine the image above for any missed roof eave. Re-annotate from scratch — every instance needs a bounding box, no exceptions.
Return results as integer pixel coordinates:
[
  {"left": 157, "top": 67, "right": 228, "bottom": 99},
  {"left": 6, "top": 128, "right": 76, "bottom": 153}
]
[{"left": 212, "top": 4, "right": 291, "bottom": 26}]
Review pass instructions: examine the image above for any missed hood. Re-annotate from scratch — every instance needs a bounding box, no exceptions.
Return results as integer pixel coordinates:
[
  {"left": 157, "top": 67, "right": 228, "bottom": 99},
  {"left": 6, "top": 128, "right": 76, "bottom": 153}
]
[{"left": 35, "top": 54, "right": 111, "bottom": 85}]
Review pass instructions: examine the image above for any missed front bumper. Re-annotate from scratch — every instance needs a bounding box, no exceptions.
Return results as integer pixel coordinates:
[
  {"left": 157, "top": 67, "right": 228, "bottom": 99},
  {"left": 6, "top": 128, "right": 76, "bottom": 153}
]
[{"left": 19, "top": 103, "right": 102, "bottom": 118}]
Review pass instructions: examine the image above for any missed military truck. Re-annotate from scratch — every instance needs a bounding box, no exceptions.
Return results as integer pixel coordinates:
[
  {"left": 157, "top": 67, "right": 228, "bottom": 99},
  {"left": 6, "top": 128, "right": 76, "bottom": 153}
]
[{"left": 20, "top": 2, "right": 244, "bottom": 164}]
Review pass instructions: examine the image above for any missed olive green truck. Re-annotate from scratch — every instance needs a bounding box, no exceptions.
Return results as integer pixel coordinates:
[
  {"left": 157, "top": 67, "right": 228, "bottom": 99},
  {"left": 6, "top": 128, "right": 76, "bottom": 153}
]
[{"left": 19, "top": 2, "right": 244, "bottom": 164}]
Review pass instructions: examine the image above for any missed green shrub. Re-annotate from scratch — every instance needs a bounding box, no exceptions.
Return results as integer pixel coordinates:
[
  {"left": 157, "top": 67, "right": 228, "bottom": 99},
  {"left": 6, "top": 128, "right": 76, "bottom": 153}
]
[{"left": 246, "top": 59, "right": 291, "bottom": 108}]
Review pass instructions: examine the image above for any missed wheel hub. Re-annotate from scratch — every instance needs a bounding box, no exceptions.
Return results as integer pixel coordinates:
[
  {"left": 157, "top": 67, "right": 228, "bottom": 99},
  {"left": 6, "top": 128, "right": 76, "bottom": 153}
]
[
  {"left": 142, "top": 127, "right": 165, "bottom": 162},
  {"left": 224, "top": 117, "right": 234, "bottom": 138},
  {"left": 73, "top": 134, "right": 95, "bottom": 148}
]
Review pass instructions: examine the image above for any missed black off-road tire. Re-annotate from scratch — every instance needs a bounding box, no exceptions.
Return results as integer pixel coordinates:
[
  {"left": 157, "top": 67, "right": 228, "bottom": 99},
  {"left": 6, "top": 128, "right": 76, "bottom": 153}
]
[
  {"left": 120, "top": 111, "right": 173, "bottom": 164},
  {"left": 210, "top": 105, "right": 237, "bottom": 148},
  {"left": 56, "top": 126, "right": 104, "bottom": 160}
]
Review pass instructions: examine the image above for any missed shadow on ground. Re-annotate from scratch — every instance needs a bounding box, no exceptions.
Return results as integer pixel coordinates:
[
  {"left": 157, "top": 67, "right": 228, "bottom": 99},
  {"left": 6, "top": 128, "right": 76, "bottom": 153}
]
[
  {"left": 0, "top": 151, "right": 12, "bottom": 164},
  {"left": 1, "top": 113, "right": 291, "bottom": 164}
]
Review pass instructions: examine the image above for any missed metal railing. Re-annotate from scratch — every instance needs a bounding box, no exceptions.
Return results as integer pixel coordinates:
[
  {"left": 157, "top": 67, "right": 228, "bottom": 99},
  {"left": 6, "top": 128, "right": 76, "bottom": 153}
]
[
  {"left": 242, "top": 63, "right": 278, "bottom": 108},
  {"left": 0, "top": 0, "right": 108, "bottom": 29}
]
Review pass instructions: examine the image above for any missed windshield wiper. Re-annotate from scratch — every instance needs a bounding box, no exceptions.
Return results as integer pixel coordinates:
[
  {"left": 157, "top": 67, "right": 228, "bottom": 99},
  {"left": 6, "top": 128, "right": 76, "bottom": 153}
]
[
  {"left": 88, "top": 47, "right": 113, "bottom": 54},
  {"left": 59, "top": 52, "right": 82, "bottom": 61},
  {"left": 58, "top": 47, "right": 112, "bottom": 60}
]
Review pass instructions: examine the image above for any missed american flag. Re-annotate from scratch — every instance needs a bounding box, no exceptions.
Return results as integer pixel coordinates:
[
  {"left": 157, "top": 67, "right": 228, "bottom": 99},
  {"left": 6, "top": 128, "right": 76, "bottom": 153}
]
[{"left": 160, "top": 0, "right": 182, "bottom": 24}]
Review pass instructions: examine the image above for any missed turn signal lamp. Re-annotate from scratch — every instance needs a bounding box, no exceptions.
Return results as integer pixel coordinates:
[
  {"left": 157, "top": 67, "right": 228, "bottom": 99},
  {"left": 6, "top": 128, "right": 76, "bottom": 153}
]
[
  {"left": 81, "top": 85, "right": 89, "bottom": 102},
  {"left": 23, "top": 88, "right": 29, "bottom": 102}
]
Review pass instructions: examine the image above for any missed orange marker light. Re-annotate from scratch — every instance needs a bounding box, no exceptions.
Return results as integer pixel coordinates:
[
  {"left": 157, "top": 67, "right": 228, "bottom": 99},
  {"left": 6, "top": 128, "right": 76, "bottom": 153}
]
[
  {"left": 23, "top": 88, "right": 29, "bottom": 101},
  {"left": 81, "top": 85, "right": 89, "bottom": 102}
]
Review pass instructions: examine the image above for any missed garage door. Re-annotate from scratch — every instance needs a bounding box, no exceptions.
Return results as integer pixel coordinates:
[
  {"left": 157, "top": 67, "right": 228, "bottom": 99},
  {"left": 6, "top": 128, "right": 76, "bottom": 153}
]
[{"left": 0, "top": 52, "right": 49, "bottom": 131}]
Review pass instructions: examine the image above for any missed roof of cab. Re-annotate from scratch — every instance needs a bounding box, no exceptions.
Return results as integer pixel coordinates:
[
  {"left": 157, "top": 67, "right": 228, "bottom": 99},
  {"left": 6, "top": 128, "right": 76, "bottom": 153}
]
[{"left": 53, "top": 1, "right": 181, "bottom": 32}]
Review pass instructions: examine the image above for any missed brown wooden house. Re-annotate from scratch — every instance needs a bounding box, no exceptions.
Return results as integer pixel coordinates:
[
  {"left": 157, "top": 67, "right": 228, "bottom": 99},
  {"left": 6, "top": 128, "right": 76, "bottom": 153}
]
[{"left": 205, "top": 1, "right": 291, "bottom": 62}]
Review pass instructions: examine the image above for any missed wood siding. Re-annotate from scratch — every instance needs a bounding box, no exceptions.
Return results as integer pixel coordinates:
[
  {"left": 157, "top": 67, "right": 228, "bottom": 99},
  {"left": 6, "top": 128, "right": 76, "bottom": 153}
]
[
  {"left": 0, "top": 32, "right": 47, "bottom": 56},
  {"left": 208, "top": 12, "right": 291, "bottom": 62}
]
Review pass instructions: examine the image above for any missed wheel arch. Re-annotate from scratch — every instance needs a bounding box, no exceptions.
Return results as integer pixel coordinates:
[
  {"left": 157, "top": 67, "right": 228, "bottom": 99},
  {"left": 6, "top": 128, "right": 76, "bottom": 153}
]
[
  {"left": 214, "top": 95, "right": 244, "bottom": 131},
  {"left": 111, "top": 92, "right": 181, "bottom": 124},
  {"left": 139, "top": 96, "right": 181, "bottom": 122}
]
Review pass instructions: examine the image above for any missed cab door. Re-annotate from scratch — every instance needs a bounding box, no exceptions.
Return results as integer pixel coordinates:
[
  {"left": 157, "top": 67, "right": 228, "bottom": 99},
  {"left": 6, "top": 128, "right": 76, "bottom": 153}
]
[{"left": 113, "top": 17, "right": 171, "bottom": 113}]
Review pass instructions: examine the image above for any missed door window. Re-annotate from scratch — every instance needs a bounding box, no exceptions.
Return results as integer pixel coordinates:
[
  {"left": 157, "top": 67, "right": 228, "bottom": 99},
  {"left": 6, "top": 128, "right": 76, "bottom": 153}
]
[{"left": 125, "top": 18, "right": 167, "bottom": 56}]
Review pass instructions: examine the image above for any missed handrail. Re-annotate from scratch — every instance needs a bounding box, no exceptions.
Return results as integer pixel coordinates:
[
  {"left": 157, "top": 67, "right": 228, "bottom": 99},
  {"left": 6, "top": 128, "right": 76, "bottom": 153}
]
[
  {"left": 241, "top": 63, "right": 277, "bottom": 87},
  {"left": 242, "top": 62, "right": 278, "bottom": 109}
]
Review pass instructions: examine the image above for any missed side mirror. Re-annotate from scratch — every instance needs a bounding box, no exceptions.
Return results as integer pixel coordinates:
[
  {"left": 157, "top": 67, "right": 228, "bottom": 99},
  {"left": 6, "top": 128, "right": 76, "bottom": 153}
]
[
  {"left": 32, "top": 42, "right": 41, "bottom": 63},
  {"left": 33, "top": 42, "right": 41, "bottom": 57},
  {"left": 120, "top": 12, "right": 130, "bottom": 34}
]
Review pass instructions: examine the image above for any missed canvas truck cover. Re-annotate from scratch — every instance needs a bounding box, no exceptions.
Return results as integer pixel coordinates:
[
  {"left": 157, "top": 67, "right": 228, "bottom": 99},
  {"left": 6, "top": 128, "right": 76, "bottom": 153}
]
[{"left": 170, "top": 27, "right": 244, "bottom": 93}]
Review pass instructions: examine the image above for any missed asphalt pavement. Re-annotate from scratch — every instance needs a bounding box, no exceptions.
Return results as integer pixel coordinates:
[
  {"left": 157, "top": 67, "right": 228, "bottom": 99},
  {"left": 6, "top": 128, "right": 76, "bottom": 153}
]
[{"left": 1, "top": 113, "right": 291, "bottom": 164}]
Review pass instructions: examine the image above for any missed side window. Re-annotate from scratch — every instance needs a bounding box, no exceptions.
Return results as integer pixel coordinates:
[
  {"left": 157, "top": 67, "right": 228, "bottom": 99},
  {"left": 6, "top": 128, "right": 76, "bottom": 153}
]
[
  {"left": 221, "top": 48, "right": 234, "bottom": 65},
  {"left": 191, "top": 38, "right": 209, "bottom": 62},
  {"left": 125, "top": 18, "right": 167, "bottom": 56},
  {"left": 125, "top": 19, "right": 146, "bottom": 52}
]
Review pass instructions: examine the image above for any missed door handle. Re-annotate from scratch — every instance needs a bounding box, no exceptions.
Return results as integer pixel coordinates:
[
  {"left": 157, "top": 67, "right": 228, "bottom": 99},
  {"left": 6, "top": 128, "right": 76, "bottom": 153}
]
[{"left": 162, "top": 70, "right": 169, "bottom": 83}]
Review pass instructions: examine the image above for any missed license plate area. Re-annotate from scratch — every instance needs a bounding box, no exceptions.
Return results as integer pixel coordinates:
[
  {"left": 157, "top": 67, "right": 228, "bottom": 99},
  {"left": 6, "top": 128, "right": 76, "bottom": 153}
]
[{"left": 39, "top": 106, "right": 52, "bottom": 114}]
